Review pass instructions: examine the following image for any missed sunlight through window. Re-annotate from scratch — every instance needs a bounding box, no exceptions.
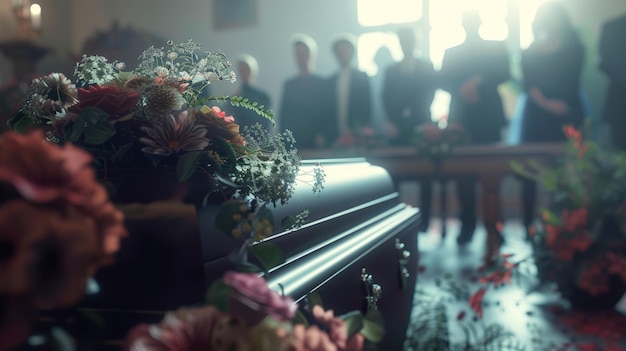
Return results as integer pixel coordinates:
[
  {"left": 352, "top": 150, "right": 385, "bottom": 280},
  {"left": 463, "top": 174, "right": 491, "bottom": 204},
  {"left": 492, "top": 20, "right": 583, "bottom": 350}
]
[{"left": 357, "top": 0, "right": 422, "bottom": 27}]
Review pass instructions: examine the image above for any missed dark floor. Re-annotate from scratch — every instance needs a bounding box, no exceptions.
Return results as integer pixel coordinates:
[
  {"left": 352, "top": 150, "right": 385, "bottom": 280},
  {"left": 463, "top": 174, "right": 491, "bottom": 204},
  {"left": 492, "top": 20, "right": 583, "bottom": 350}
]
[{"left": 404, "top": 218, "right": 626, "bottom": 351}]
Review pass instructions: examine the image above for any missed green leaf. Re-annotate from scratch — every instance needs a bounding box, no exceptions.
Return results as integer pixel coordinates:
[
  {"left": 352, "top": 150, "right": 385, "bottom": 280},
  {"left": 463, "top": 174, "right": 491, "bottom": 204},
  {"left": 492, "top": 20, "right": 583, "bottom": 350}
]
[
  {"left": 281, "top": 215, "right": 296, "bottom": 230},
  {"left": 176, "top": 150, "right": 204, "bottom": 182},
  {"left": 205, "top": 279, "right": 230, "bottom": 312},
  {"left": 81, "top": 107, "right": 116, "bottom": 144},
  {"left": 6, "top": 113, "right": 33, "bottom": 133},
  {"left": 215, "top": 200, "right": 247, "bottom": 236},
  {"left": 362, "top": 309, "right": 385, "bottom": 343},
  {"left": 306, "top": 291, "right": 324, "bottom": 309},
  {"left": 250, "top": 242, "right": 285, "bottom": 271},
  {"left": 83, "top": 120, "right": 116, "bottom": 144},
  {"left": 292, "top": 310, "right": 309, "bottom": 326},
  {"left": 340, "top": 310, "right": 364, "bottom": 337},
  {"left": 64, "top": 118, "right": 85, "bottom": 142}
]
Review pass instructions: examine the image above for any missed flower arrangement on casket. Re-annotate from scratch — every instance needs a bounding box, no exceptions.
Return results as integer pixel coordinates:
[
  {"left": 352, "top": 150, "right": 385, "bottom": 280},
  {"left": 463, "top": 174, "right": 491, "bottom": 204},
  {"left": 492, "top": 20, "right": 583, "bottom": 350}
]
[
  {"left": 0, "top": 130, "right": 127, "bottom": 351},
  {"left": 0, "top": 130, "right": 380, "bottom": 351},
  {"left": 122, "top": 270, "right": 383, "bottom": 351},
  {"left": 467, "top": 125, "right": 626, "bottom": 317},
  {"left": 7, "top": 40, "right": 324, "bottom": 207},
  {"left": 412, "top": 122, "right": 468, "bottom": 161}
]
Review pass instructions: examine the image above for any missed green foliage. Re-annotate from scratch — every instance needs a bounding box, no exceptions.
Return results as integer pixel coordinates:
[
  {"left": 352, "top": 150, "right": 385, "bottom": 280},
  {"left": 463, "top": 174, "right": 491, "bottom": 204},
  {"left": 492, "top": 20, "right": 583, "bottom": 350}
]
[
  {"left": 6, "top": 112, "right": 33, "bottom": 133},
  {"left": 250, "top": 242, "right": 285, "bottom": 271},
  {"left": 305, "top": 291, "right": 324, "bottom": 309},
  {"left": 176, "top": 150, "right": 203, "bottom": 182},
  {"left": 361, "top": 309, "right": 385, "bottom": 343},
  {"left": 62, "top": 107, "right": 116, "bottom": 144},
  {"left": 205, "top": 279, "right": 230, "bottom": 312},
  {"left": 214, "top": 200, "right": 248, "bottom": 237},
  {"left": 209, "top": 95, "right": 275, "bottom": 125},
  {"left": 340, "top": 311, "right": 364, "bottom": 337}
]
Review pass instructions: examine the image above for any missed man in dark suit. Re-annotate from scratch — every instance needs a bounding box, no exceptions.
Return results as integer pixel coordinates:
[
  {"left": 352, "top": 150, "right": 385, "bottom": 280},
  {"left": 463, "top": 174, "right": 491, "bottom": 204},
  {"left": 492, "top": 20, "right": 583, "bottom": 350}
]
[
  {"left": 382, "top": 27, "right": 436, "bottom": 232},
  {"left": 440, "top": 10, "right": 510, "bottom": 244},
  {"left": 599, "top": 13, "right": 626, "bottom": 151},
  {"left": 280, "top": 34, "right": 332, "bottom": 149},
  {"left": 327, "top": 34, "right": 372, "bottom": 146},
  {"left": 227, "top": 54, "right": 273, "bottom": 132}
]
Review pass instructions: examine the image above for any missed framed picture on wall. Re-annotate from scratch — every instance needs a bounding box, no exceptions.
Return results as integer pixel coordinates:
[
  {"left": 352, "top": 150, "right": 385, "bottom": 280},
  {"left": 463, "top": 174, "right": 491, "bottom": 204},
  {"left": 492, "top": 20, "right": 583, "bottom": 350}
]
[{"left": 214, "top": 0, "right": 258, "bottom": 30}]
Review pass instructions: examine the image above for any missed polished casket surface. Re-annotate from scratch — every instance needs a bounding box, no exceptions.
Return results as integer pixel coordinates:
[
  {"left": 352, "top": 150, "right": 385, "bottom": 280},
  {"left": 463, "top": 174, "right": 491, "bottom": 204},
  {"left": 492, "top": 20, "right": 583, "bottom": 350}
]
[{"left": 75, "top": 158, "right": 420, "bottom": 348}]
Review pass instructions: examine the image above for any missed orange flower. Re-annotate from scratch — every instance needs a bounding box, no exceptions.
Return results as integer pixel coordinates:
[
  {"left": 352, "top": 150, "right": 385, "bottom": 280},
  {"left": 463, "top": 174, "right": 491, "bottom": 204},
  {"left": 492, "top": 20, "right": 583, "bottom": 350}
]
[
  {"left": 0, "top": 200, "right": 100, "bottom": 309},
  {"left": 0, "top": 130, "right": 127, "bottom": 264}
]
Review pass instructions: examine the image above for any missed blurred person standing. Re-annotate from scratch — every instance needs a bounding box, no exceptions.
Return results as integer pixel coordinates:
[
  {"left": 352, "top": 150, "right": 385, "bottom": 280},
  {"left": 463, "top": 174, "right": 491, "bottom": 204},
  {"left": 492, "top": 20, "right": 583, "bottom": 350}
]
[
  {"left": 226, "top": 54, "right": 273, "bottom": 132},
  {"left": 327, "top": 33, "right": 373, "bottom": 147},
  {"left": 440, "top": 10, "right": 511, "bottom": 244},
  {"left": 279, "top": 34, "right": 332, "bottom": 149},
  {"left": 519, "top": 1, "right": 585, "bottom": 234},
  {"left": 599, "top": 13, "right": 626, "bottom": 151},
  {"left": 382, "top": 26, "right": 436, "bottom": 232}
]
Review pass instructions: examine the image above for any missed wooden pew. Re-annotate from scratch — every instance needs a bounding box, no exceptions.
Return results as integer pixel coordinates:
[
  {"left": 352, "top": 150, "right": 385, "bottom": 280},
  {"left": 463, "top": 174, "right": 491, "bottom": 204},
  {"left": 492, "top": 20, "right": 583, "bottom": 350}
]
[{"left": 300, "top": 142, "right": 567, "bottom": 263}]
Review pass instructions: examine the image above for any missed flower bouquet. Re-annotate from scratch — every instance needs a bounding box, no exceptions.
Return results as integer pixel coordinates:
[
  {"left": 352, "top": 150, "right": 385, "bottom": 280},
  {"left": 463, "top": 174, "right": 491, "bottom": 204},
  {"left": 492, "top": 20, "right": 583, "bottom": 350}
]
[
  {"left": 7, "top": 40, "right": 323, "bottom": 207},
  {"left": 412, "top": 122, "right": 467, "bottom": 162},
  {"left": 123, "top": 270, "right": 380, "bottom": 351},
  {"left": 0, "top": 130, "right": 126, "bottom": 351},
  {"left": 466, "top": 125, "right": 626, "bottom": 313},
  {"left": 511, "top": 125, "right": 626, "bottom": 309}
]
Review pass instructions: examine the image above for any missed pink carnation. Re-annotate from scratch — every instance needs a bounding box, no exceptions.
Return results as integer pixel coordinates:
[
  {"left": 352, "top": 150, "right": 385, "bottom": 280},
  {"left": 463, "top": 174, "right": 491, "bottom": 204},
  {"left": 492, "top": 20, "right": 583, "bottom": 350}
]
[
  {"left": 223, "top": 271, "right": 297, "bottom": 326},
  {"left": 123, "top": 306, "right": 224, "bottom": 351}
]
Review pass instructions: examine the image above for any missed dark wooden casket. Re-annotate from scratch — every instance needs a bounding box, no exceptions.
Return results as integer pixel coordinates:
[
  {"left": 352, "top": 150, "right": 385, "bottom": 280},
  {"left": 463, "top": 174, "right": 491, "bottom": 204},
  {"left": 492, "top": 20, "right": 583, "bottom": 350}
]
[{"left": 75, "top": 158, "right": 420, "bottom": 349}]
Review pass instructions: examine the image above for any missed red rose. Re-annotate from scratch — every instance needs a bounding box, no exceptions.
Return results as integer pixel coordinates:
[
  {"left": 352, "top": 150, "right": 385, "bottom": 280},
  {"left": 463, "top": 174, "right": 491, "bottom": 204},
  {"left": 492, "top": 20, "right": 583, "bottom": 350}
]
[{"left": 70, "top": 84, "right": 140, "bottom": 118}]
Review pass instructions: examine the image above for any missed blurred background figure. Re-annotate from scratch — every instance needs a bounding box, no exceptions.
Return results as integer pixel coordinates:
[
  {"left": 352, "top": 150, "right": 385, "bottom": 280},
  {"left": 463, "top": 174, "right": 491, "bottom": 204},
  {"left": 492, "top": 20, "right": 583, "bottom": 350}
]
[
  {"left": 382, "top": 26, "right": 436, "bottom": 232},
  {"left": 382, "top": 27, "right": 436, "bottom": 146},
  {"left": 599, "top": 13, "right": 626, "bottom": 151},
  {"left": 519, "top": 1, "right": 585, "bottom": 233},
  {"left": 279, "top": 34, "right": 331, "bottom": 149},
  {"left": 370, "top": 45, "right": 395, "bottom": 142},
  {"left": 226, "top": 54, "right": 273, "bottom": 132},
  {"left": 440, "top": 10, "right": 511, "bottom": 244},
  {"left": 328, "top": 33, "right": 372, "bottom": 147}
]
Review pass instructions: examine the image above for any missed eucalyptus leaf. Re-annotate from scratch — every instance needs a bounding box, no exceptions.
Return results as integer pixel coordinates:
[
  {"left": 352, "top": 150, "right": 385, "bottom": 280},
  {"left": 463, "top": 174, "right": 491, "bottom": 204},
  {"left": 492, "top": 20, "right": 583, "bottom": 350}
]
[
  {"left": 205, "top": 279, "right": 230, "bottom": 312},
  {"left": 340, "top": 310, "right": 364, "bottom": 337},
  {"left": 306, "top": 291, "right": 324, "bottom": 309},
  {"left": 362, "top": 309, "right": 385, "bottom": 343},
  {"left": 250, "top": 242, "right": 285, "bottom": 271}
]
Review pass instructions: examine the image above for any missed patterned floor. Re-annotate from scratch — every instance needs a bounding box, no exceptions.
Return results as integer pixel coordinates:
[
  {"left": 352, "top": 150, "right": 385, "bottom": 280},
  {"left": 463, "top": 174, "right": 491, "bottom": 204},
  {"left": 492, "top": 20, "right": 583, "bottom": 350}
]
[{"left": 404, "top": 218, "right": 626, "bottom": 351}]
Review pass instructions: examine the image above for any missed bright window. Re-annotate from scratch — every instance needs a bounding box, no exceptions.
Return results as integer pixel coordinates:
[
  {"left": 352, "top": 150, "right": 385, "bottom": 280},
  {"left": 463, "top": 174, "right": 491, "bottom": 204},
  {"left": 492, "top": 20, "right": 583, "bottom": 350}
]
[{"left": 357, "top": 0, "right": 422, "bottom": 27}]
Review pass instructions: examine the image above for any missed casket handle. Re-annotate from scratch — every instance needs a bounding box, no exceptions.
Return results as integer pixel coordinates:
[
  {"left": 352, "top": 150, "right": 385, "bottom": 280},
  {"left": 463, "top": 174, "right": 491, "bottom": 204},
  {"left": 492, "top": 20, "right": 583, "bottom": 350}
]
[
  {"left": 361, "top": 268, "right": 382, "bottom": 310},
  {"left": 395, "top": 239, "right": 411, "bottom": 290}
]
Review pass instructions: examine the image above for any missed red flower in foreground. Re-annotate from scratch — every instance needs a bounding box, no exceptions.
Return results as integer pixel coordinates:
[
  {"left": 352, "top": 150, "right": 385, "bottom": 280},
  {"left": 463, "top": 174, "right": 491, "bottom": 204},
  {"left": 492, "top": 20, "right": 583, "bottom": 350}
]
[
  {"left": 0, "top": 130, "right": 126, "bottom": 264},
  {"left": 469, "top": 288, "right": 487, "bottom": 318}
]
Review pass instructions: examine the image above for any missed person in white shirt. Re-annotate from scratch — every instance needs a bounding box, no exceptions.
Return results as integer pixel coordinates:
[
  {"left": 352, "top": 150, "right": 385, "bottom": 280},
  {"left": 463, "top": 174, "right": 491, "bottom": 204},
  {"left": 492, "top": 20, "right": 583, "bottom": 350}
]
[{"left": 327, "top": 33, "right": 372, "bottom": 146}]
